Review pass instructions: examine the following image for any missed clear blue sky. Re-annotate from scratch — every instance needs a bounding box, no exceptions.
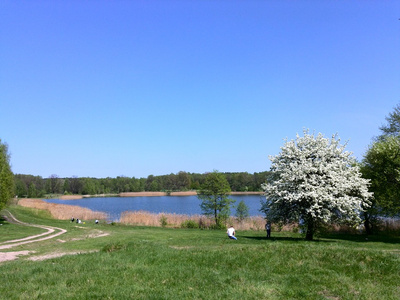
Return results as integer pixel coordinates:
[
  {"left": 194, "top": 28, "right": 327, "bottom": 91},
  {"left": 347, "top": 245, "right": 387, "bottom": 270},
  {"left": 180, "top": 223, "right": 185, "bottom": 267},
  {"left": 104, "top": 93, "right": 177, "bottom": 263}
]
[{"left": 1, "top": 1, "right": 399, "bottom": 179}]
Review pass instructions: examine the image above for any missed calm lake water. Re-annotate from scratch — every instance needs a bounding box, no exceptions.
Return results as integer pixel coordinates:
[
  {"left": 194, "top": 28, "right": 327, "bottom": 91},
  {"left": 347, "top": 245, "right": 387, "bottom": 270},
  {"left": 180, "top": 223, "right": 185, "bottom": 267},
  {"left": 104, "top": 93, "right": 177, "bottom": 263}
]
[{"left": 44, "top": 195, "right": 266, "bottom": 221}]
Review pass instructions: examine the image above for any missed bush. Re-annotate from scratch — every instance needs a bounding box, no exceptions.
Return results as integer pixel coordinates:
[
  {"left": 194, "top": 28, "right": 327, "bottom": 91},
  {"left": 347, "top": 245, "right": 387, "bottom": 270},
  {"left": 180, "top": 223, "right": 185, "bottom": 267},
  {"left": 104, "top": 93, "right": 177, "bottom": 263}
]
[
  {"left": 180, "top": 220, "right": 199, "bottom": 229},
  {"left": 209, "top": 223, "right": 227, "bottom": 230},
  {"left": 102, "top": 242, "right": 126, "bottom": 253},
  {"left": 160, "top": 215, "right": 168, "bottom": 227}
]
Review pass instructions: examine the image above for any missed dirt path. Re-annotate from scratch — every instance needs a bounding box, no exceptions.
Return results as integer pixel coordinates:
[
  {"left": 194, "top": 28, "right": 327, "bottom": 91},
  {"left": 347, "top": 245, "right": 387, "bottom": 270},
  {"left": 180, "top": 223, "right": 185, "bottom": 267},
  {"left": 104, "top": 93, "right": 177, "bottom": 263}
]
[{"left": 0, "top": 210, "right": 67, "bottom": 262}]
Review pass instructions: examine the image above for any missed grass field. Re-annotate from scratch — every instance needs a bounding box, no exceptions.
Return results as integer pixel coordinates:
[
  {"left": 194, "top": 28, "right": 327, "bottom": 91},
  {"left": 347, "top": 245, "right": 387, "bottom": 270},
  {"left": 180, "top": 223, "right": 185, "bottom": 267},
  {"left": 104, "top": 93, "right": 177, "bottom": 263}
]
[{"left": 1, "top": 205, "right": 400, "bottom": 299}]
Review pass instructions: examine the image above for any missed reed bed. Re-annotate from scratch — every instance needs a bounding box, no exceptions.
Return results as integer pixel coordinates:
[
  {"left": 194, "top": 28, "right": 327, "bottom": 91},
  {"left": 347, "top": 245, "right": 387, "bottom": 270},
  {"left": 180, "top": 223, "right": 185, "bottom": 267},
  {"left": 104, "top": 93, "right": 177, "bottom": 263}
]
[
  {"left": 120, "top": 210, "right": 282, "bottom": 231},
  {"left": 18, "top": 198, "right": 107, "bottom": 221}
]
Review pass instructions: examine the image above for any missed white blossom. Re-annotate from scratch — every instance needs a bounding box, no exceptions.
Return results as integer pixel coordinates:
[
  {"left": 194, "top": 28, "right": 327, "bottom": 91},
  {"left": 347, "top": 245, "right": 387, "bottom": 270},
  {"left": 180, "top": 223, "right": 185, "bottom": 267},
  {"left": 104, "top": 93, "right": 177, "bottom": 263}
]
[{"left": 261, "top": 130, "right": 372, "bottom": 239}]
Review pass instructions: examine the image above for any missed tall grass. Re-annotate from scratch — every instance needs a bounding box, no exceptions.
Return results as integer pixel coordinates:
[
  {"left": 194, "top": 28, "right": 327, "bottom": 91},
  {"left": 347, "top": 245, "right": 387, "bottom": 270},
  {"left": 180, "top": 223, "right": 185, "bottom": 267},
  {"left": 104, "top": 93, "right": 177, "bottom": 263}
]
[
  {"left": 120, "top": 210, "right": 289, "bottom": 231},
  {"left": 17, "top": 198, "right": 107, "bottom": 221}
]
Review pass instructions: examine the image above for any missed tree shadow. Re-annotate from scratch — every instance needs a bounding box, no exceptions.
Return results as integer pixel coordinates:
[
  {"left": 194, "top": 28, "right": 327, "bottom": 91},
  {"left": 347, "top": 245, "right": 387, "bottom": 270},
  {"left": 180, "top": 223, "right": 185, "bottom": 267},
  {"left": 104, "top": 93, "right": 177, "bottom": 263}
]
[
  {"left": 241, "top": 233, "right": 400, "bottom": 244},
  {"left": 0, "top": 216, "right": 8, "bottom": 226},
  {"left": 242, "top": 236, "right": 308, "bottom": 242},
  {"left": 320, "top": 232, "right": 400, "bottom": 244}
]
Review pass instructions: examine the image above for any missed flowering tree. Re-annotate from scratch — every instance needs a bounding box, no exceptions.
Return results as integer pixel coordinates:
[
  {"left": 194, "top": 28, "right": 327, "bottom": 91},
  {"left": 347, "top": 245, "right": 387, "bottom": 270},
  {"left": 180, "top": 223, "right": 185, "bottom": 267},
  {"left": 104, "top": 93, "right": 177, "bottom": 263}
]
[{"left": 260, "top": 130, "right": 372, "bottom": 240}]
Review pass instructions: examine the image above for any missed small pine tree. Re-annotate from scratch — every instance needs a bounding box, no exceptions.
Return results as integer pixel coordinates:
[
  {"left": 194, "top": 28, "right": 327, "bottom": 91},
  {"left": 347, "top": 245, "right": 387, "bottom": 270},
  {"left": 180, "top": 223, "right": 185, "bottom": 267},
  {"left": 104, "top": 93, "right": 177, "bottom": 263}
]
[{"left": 235, "top": 200, "right": 249, "bottom": 222}]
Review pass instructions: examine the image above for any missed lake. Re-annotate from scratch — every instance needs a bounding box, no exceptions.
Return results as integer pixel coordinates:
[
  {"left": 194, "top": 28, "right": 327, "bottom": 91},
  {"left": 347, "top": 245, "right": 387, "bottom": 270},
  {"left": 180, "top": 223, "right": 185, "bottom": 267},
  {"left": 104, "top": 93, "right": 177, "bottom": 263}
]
[{"left": 44, "top": 195, "right": 266, "bottom": 221}]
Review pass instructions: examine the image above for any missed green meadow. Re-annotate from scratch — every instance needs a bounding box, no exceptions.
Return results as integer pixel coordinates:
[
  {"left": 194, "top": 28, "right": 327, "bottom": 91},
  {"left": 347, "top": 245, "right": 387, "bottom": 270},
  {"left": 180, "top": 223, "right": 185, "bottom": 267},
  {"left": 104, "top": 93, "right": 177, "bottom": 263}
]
[{"left": 1, "top": 206, "right": 399, "bottom": 300}]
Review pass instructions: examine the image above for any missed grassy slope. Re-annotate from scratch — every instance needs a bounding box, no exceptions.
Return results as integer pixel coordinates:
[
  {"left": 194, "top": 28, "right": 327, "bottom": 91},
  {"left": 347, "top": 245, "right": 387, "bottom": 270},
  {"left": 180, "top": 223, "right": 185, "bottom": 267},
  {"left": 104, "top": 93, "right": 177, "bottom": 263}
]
[{"left": 1, "top": 205, "right": 400, "bottom": 300}]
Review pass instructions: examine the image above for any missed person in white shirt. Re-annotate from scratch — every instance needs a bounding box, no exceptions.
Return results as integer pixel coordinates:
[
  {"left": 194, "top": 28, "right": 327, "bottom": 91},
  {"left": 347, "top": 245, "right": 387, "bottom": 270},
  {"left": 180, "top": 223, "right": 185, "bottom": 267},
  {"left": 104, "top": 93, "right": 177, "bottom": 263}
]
[{"left": 227, "top": 225, "right": 237, "bottom": 240}]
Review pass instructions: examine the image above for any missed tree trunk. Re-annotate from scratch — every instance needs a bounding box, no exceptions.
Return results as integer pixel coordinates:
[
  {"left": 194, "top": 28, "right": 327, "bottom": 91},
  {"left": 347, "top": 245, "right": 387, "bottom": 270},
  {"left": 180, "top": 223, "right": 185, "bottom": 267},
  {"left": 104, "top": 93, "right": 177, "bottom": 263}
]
[
  {"left": 364, "top": 217, "right": 372, "bottom": 235},
  {"left": 305, "top": 220, "right": 314, "bottom": 240}
]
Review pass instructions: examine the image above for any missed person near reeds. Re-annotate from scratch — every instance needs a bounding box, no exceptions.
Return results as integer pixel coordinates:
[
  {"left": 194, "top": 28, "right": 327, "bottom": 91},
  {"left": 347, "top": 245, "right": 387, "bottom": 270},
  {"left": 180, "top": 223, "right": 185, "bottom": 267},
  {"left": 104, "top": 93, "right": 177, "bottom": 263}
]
[
  {"left": 265, "top": 222, "right": 271, "bottom": 238},
  {"left": 227, "top": 225, "right": 237, "bottom": 240}
]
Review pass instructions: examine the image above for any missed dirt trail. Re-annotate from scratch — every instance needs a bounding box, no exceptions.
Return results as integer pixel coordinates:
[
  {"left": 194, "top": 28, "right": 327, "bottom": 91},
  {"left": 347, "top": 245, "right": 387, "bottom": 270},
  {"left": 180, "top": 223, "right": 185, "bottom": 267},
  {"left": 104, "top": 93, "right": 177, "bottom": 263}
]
[{"left": 0, "top": 210, "right": 67, "bottom": 262}]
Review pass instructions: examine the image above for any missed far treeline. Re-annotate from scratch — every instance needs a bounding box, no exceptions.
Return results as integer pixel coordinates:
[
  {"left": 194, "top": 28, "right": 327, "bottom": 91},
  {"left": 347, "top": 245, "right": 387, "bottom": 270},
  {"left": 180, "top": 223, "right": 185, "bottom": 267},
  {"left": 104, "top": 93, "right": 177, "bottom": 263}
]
[{"left": 13, "top": 171, "right": 270, "bottom": 198}]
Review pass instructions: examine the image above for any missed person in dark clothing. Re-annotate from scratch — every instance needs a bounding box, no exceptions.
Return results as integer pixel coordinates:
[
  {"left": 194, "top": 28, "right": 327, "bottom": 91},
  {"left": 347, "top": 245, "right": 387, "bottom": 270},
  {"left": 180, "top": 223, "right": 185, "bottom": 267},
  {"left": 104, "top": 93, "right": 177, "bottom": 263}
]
[{"left": 265, "top": 222, "right": 271, "bottom": 238}]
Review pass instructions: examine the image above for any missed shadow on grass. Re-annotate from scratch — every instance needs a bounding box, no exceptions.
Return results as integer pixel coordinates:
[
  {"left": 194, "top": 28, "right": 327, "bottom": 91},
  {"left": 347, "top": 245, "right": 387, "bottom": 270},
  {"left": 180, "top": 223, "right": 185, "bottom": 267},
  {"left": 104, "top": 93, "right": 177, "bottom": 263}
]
[
  {"left": 320, "top": 232, "right": 400, "bottom": 244},
  {"left": 242, "top": 233, "right": 400, "bottom": 244},
  {"left": 242, "top": 236, "right": 306, "bottom": 242},
  {"left": 0, "top": 216, "right": 9, "bottom": 226}
]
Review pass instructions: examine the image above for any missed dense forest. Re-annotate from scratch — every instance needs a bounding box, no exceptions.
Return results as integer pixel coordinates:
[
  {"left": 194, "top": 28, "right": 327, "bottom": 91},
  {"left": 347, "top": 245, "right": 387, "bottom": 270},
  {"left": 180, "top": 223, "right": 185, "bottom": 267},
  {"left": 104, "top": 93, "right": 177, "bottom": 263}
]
[{"left": 14, "top": 171, "right": 270, "bottom": 198}]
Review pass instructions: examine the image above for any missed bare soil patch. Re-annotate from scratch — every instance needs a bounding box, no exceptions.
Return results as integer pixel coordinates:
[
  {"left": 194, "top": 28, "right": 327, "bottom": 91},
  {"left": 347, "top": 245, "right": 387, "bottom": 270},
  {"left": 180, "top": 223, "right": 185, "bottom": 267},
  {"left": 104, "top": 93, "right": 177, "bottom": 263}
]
[
  {"left": 0, "top": 251, "right": 33, "bottom": 262},
  {"left": 0, "top": 210, "right": 67, "bottom": 252},
  {"left": 0, "top": 210, "right": 108, "bottom": 263},
  {"left": 0, "top": 210, "right": 67, "bottom": 262}
]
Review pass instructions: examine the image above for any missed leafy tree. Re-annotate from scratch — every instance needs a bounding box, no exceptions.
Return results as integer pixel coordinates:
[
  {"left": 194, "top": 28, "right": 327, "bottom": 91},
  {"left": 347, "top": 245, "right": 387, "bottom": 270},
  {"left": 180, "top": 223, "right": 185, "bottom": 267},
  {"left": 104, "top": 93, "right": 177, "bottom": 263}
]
[
  {"left": 81, "top": 177, "right": 99, "bottom": 195},
  {"left": 149, "top": 180, "right": 160, "bottom": 191},
  {"left": 361, "top": 136, "right": 400, "bottom": 233},
  {"left": 260, "top": 130, "right": 372, "bottom": 240},
  {"left": 46, "top": 174, "right": 62, "bottom": 194},
  {"left": 176, "top": 171, "right": 191, "bottom": 190},
  {"left": 28, "top": 183, "right": 39, "bottom": 198},
  {"left": 0, "top": 139, "right": 14, "bottom": 210},
  {"left": 14, "top": 177, "right": 28, "bottom": 197},
  {"left": 14, "top": 174, "right": 45, "bottom": 197},
  {"left": 235, "top": 200, "right": 249, "bottom": 223},
  {"left": 198, "top": 170, "right": 235, "bottom": 228},
  {"left": 379, "top": 103, "right": 400, "bottom": 139},
  {"left": 360, "top": 103, "right": 400, "bottom": 233},
  {"left": 69, "top": 176, "right": 83, "bottom": 194}
]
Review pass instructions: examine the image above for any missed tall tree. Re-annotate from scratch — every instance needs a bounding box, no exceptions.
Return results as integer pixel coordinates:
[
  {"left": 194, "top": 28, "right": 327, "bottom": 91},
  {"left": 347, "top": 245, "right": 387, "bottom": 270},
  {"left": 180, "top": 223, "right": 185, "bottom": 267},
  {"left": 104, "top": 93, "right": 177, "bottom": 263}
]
[
  {"left": 360, "top": 103, "right": 400, "bottom": 233},
  {"left": 0, "top": 139, "right": 14, "bottom": 210},
  {"left": 379, "top": 103, "right": 400, "bottom": 139},
  {"left": 361, "top": 136, "right": 400, "bottom": 233},
  {"left": 198, "top": 170, "right": 234, "bottom": 228},
  {"left": 261, "top": 130, "right": 372, "bottom": 240}
]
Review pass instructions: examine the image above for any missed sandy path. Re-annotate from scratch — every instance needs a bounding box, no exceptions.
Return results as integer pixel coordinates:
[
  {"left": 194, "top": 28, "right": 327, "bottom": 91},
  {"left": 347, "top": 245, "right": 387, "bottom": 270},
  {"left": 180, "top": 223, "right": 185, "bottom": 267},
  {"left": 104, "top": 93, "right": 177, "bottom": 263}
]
[{"left": 0, "top": 210, "right": 67, "bottom": 262}]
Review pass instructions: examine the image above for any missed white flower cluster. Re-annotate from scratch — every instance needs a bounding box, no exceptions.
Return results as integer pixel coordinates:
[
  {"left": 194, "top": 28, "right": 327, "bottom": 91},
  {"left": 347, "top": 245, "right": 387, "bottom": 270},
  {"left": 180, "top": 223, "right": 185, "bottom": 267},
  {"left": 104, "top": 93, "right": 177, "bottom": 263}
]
[{"left": 262, "top": 130, "right": 372, "bottom": 224}]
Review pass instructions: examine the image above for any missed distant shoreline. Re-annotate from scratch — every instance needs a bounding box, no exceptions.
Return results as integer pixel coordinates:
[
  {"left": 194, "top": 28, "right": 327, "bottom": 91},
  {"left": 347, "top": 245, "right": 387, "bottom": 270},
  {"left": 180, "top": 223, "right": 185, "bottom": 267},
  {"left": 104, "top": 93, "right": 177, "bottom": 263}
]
[
  {"left": 57, "top": 191, "right": 263, "bottom": 200},
  {"left": 120, "top": 191, "right": 264, "bottom": 197}
]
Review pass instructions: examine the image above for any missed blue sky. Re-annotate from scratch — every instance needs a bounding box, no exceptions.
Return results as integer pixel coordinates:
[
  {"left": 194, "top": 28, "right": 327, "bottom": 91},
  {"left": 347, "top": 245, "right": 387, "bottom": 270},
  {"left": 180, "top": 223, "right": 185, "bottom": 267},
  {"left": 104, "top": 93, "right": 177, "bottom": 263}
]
[{"left": 1, "top": 1, "right": 399, "bottom": 179}]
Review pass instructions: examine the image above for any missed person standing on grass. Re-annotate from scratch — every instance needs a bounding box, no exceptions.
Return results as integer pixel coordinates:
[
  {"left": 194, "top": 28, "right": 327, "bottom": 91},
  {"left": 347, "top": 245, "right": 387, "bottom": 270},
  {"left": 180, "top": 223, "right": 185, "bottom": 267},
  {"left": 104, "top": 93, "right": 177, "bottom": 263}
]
[
  {"left": 227, "top": 225, "right": 237, "bottom": 240},
  {"left": 265, "top": 222, "right": 271, "bottom": 238}
]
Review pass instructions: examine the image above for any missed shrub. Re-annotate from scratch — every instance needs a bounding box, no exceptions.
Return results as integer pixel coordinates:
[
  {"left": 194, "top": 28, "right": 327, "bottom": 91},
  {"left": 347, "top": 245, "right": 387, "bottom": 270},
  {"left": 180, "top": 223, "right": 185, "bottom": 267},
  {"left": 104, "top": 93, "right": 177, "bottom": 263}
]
[
  {"left": 102, "top": 242, "right": 126, "bottom": 253},
  {"left": 180, "top": 220, "right": 199, "bottom": 229},
  {"left": 209, "top": 223, "right": 227, "bottom": 230},
  {"left": 160, "top": 215, "right": 168, "bottom": 227}
]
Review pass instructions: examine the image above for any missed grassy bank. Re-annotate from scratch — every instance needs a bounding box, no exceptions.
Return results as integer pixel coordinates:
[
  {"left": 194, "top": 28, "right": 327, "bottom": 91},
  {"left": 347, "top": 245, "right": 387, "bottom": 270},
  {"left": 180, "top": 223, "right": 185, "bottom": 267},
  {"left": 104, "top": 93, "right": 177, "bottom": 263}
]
[{"left": 1, "top": 205, "right": 400, "bottom": 299}]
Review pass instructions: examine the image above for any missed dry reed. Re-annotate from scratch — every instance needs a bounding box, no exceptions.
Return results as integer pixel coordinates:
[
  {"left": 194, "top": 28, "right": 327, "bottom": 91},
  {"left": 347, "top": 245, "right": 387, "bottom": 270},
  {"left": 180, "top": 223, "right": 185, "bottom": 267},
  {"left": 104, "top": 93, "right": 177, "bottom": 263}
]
[
  {"left": 119, "top": 210, "right": 271, "bottom": 230},
  {"left": 18, "top": 198, "right": 107, "bottom": 221}
]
